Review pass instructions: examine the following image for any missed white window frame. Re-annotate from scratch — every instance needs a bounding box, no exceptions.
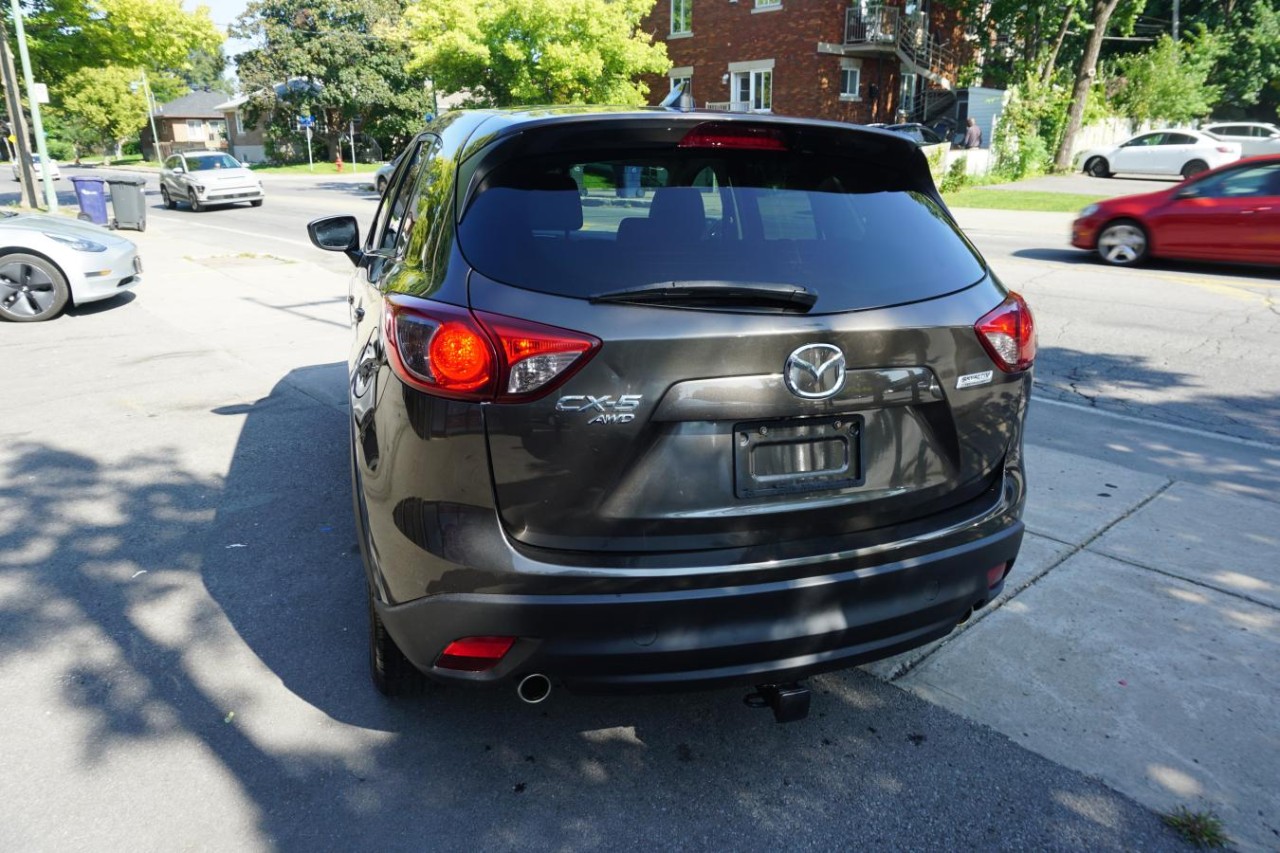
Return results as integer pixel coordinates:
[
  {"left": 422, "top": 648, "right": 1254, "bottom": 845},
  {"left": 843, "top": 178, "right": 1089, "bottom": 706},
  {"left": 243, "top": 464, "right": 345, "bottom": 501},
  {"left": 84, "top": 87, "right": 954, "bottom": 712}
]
[
  {"left": 839, "top": 59, "right": 861, "bottom": 101},
  {"left": 186, "top": 119, "right": 207, "bottom": 141},
  {"left": 236, "top": 112, "right": 246, "bottom": 135},
  {"left": 728, "top": 59, "right": 774, "bottom": 113},
  {"left": 754, "top": 0, "right": 782, "bottom": 10},
  {"left": 670, "top": 0, "right": 692, "bottom": 35},
  {"left": 669, "top": 67, "right": 693, "bottom": 100}
]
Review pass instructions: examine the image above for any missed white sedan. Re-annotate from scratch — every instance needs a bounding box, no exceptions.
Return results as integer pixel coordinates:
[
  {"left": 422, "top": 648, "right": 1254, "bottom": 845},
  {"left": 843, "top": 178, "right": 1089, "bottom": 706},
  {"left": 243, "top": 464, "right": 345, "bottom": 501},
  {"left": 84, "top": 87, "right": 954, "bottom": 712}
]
[
  {"left": 1202, "top": 122, "right": 1280, "bottom": 157},
  {"left": 0, "top": 212, "right": 142, "bottom": 322},
  {"left": 159, "top": 150, "right": 265, "bottom": 211},
  {"left": 10, "top": 154, "right": 61, "bottom": 181},
  {"left": 1078, "top": 129, "right": 1242, "bottom": 180}
]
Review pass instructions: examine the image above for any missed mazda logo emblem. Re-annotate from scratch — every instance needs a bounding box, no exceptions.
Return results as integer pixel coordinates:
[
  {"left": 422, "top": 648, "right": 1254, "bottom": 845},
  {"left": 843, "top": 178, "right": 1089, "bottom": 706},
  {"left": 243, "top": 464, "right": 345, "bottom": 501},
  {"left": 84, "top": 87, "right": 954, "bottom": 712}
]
[{"left": 784, "top": 343, "right": 846, "bottom": 399}]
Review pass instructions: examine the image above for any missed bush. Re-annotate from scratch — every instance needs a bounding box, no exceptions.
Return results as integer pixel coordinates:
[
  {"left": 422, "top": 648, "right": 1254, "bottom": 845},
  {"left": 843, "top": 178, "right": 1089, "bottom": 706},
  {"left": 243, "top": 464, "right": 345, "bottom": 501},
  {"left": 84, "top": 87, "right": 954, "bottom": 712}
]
[
  {"left": 940, "top": 158, "right": 968, "bottom": 193},
  {"left": 44, "top": 140, "right": 74, "bottom": 161}
]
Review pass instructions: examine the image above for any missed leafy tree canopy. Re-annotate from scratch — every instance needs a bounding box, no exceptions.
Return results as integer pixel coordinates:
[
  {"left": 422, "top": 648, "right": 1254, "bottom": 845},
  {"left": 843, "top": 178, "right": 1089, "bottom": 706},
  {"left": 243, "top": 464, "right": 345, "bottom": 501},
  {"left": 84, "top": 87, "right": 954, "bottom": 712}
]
[
  {"left": 18, "top": 0, "right": 225, "bottom": 89},
  {"left": 232, "top": 0, "right": 429, "bottom": 158},
  {"left": 402, "top": 0, "right": 669, "bottom": 107},
  {"left": 1112, "top": 29, "right": 1223, "bottom": 122},
  {"left": 53, "top": 64, "right": 150, "bottom": 150}
]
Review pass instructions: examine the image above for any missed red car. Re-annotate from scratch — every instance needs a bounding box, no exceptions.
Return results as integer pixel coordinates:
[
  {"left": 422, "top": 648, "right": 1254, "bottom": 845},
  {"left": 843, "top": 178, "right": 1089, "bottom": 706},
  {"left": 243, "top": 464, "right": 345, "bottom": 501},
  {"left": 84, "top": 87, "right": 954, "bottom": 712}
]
[{"left": 1072, "top": 155, "right": 1280, "bottom": 266}]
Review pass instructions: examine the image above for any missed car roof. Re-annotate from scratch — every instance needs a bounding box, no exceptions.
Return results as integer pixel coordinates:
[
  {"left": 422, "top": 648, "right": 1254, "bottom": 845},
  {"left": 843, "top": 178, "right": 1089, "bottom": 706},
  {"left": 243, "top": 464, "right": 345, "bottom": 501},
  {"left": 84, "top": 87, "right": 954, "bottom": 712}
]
[{"left": 432, "top": 105, "right": 921, "bottom": 161}]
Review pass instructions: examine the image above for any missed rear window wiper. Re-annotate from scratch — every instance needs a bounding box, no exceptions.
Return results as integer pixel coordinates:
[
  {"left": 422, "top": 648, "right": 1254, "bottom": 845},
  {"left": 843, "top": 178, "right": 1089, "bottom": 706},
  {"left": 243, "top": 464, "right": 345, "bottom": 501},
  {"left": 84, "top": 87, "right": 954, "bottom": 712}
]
[{"left": 590, "top": 280, "right": 818, "bottom": 311}]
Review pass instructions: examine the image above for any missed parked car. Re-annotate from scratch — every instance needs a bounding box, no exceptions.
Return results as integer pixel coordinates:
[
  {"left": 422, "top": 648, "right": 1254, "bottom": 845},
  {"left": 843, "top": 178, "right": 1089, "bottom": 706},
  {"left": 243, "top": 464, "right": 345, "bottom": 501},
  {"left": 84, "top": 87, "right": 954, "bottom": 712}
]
[
  {"left": 159, "top": 151, "right": 264, "bottom": 211},
  {"left": 10, "top": 154, "right": 61, "bottom": 182},
  {"left": 0, "top": 211, "right": 142, "bottom": 322},
  {"left": 1078, "top": 129, "right": 1241, "bottom": 179},
  {"left": 1201, "top": 122, "right": 1280, "bottom": 157},
  {"left": 1071, "top": 154, "right": 1280, "bottom": 266},
  {"left": 374, "top": 150, "right": 405, "bottom": 195},
  {"left": 307, "top": 108, "right": 1034, "bottom": 719},
  {"left": 881, "top": 122, "right": 951, "bottom": 160}
]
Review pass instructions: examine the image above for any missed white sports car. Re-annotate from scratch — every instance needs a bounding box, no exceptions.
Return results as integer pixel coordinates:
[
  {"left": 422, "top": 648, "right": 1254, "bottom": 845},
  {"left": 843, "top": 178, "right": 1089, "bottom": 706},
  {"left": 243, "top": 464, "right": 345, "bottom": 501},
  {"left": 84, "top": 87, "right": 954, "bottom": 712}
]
[
  {"left": 1077, "top": 129, "right": 1242, "bottom": 180},
  {"left": 0, "top": 212, "right": 142, "bottom": 322}
]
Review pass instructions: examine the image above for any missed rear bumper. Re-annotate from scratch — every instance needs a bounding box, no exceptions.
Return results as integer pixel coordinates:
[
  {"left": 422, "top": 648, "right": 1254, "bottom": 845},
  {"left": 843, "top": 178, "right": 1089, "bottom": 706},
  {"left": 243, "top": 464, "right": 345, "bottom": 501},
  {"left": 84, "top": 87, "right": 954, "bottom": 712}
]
[{"left": 377, "top": 517, "right": 1023, "bottom": 693}]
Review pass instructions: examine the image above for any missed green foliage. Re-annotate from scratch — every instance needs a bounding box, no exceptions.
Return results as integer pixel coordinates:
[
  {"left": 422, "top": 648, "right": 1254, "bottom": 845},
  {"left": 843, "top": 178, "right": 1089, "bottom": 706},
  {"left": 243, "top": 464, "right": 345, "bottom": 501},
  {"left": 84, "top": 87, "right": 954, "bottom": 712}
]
[
  {"left": 1161, "top": 806, "right": 1229, "bottom": 849},
  {"left": 53, "top": 65, "right": 151, "bottom": 152},
  {"left": 940, "top": 158, "right": 969, "bottom": 193},
  {"left": 21, "top": 0, "right": 225, "bottom": 90},
  {"left": 1113, "top": 30, "right": 1224, "bottom": 122},
  {"left": 1209, "top": 0, "right": 1280, "bottom": 117},
  {"left": 403, "top": 0, "right": 670, "bottom": 106},
  {"left": 992, "top": 74, "right": 1070, "bottom": 179},
  {"left": 232, "top": 0, "right": 430, "bottom": 162}
]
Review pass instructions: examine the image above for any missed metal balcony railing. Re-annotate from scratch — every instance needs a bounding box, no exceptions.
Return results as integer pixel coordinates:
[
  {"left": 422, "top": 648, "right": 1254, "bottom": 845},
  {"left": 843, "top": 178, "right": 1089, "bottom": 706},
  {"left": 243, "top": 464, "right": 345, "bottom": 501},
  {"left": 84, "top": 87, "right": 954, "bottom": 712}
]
[{"left": 844, "top": 3, "right": 957, "bottom": 86}]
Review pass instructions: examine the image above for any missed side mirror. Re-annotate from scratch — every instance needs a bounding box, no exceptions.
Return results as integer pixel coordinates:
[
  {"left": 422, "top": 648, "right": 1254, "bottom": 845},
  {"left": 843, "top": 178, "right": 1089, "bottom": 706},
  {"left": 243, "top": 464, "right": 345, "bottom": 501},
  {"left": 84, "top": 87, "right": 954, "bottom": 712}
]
[
  {"left": 173, "top": 166, "right": 185, "bottom": 174},
  {"left": 308, "top": 214, "right": 363, "bottom": 265}
]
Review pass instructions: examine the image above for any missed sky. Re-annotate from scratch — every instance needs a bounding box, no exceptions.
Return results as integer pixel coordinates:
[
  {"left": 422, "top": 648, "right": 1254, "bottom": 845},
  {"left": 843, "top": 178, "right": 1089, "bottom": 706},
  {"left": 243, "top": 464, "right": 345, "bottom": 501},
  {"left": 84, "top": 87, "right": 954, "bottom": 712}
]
[{"left": 187, "top": 0, "right": 254, "bottom": 75}]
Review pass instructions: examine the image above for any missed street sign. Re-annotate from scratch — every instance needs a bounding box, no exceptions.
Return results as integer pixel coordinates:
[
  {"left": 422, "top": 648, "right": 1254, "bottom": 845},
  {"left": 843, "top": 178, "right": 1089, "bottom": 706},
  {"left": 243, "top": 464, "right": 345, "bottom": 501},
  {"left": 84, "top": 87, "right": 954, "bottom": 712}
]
[
  {"left": 297, "top": 115, "right": 315, "bottom": 128},
  {"left": 31, "top": 83, "right": 48, "bottom": 104}
]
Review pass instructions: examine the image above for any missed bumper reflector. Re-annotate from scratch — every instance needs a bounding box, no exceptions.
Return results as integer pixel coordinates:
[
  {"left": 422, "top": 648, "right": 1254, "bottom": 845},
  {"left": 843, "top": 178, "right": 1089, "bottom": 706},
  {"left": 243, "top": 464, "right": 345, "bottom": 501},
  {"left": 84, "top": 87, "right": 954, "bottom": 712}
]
[
  {"left": 987, "top": 562, "right": 1009, "bottom": 589},
  {"left": 437, "top": 636, "right": 516, "bottom": 672}
]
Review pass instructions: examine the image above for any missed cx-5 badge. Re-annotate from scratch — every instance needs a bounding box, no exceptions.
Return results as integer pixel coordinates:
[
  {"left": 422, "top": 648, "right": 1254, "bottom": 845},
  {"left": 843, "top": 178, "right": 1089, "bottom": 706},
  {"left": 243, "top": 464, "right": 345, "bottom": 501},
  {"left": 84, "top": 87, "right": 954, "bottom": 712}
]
[
  {"left": 556, "top": 394, "right": 643, "bottom": 424},
  {"left": 784, "top": 344, "right": 846, "bottom": 399}
]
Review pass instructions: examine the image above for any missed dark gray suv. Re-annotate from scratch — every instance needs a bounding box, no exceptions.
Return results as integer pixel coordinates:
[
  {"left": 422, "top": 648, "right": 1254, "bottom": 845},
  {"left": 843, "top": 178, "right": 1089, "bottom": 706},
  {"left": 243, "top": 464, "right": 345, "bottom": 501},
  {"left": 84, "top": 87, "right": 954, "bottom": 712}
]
[{"left": 308, "top": 108, "right": 1034, "bottom": 719}]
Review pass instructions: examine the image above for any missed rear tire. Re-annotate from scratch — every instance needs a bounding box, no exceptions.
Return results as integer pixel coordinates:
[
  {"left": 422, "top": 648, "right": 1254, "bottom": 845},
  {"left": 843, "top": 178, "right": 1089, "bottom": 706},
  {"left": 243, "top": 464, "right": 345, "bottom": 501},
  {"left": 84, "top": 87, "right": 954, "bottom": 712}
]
[
  {"left": 250, "top": 199, "right": 263, "bottom": 207},
  {"left": 0, "top": 252, "right": 71, "bottom": 323},
  {"left": 1085, "top": 157, "right": 1112, "bottom": 178},
  {"left": 1181, "top": 160, "right": 1208, "bottom": 179},
  {"left": 368, "top": 590, "right": 428, "bottom": 697},
  {"left": 1096, "top": 219, "right": 1149, "bottom": 266},
  {"left": 350, "top": 429, "right": 428, "bottom": 697}
]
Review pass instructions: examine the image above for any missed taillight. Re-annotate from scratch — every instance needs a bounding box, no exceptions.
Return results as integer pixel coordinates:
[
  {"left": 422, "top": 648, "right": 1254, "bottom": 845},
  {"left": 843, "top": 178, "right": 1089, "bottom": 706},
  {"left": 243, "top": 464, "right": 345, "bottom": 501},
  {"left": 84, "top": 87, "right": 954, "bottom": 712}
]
[
  {"left": 678, "top": 122, "right": 788, "bottom": 151},
  {"left": 384, "top": 296, "right": 600, "bottom": 401},
  {"left": 436, "top": 636, "right": 516, "bottom": 672},
  {"left": 475, "top": 310, "right": 600, "bottom": 399},
  {"left": 975, "top": 292, "right": 1036, "bottom": 373}
]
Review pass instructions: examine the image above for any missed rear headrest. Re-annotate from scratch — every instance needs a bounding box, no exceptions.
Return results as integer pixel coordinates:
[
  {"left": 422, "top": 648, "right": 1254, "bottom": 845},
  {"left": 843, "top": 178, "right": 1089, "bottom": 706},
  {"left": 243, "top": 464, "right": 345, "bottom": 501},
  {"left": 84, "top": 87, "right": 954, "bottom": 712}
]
[
  {"left": 649, "top": 187, "right": 705, "bottom": 236},
  {"left": 525, "top": 173, "right": 582, "bottom": 232}
]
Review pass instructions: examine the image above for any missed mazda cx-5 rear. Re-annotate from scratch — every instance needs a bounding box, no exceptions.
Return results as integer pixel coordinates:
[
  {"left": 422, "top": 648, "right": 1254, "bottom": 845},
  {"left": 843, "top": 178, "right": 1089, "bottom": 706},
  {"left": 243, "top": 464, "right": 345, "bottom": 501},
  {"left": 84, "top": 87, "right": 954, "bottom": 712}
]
[{"left": 307, "top": 108, "right": 1033, "bottom": 716}]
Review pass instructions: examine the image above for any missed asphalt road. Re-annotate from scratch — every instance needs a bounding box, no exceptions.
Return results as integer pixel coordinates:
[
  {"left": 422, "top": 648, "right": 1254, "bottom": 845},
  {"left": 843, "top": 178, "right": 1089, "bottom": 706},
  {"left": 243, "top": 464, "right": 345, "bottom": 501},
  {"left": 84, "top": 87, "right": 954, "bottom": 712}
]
[{"left": 4, "top": 167, "right": 1273, "bottom": 850}]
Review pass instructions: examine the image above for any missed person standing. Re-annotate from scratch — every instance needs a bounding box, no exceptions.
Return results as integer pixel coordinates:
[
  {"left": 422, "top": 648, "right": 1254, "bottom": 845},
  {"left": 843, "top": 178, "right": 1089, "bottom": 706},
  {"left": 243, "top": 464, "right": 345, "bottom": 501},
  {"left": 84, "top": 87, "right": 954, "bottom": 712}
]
[{"left": 963, "top": 117, "right": 982, "bottom": 149}]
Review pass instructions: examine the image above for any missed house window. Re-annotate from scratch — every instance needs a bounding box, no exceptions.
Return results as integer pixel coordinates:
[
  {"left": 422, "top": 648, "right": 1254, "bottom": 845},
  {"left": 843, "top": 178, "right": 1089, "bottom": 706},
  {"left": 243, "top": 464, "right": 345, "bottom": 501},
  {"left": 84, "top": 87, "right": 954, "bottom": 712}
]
[
  {"left": 839, "top": 60, "right": 861, "bottom": 101},
  {"left": 754, "top": 0, "right": 782, "bottom": 8},
  {"left": 899, "top": 70, "right": 917, "bottom": 118},
  {"left": 236, "top": 112, "right": 245, "bottom": 135},
  {"left": 186, "top": 119, "right": 206, "bottom": 141},
  {"left": 671, "top": 0, "right": 691, "bottom": 34},
  {"left": 733, "top": 70, "right": 772, "bottom": 112},
  {"left": 669, "top": 68, "right": 692, "bottom": 100}
]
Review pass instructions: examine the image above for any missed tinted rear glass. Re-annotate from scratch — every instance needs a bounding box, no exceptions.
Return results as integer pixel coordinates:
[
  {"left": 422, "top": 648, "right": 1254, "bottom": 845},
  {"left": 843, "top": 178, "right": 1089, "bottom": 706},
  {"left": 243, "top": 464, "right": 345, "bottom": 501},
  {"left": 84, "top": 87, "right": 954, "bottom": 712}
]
[{"left": 457, "top": 149, "right": 985, "bottom": 313}]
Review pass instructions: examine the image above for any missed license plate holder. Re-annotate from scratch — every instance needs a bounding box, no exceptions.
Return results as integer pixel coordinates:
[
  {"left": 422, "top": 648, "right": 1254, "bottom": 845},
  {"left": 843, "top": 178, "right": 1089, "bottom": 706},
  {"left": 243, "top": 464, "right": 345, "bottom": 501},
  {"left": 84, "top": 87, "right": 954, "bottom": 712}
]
[{"left": 733, "top": 416, "right": 863, "bottom": 499}]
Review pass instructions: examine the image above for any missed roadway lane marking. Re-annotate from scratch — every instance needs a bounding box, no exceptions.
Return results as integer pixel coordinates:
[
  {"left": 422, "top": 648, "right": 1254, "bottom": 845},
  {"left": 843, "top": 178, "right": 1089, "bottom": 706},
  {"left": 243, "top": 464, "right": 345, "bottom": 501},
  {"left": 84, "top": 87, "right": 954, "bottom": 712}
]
[{"left": 1034, "top": 395, "right": 1280, "bottom": 451}]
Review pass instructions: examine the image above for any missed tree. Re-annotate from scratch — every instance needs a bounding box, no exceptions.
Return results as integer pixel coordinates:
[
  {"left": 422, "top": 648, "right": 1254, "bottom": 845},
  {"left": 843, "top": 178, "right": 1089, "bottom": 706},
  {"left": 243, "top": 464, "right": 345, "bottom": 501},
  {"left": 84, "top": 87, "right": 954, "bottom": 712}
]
[
  {"left": 54, "top": 65, "right": 150, "bottom": 157},
  {"left": 231, "top": 0, "right": 429, "bottom": 162},
  {"left": 1113, "top": 30, "right": 1223, "bottom": 122},
  {"left": 402, "top": 0, "right": 669, "bottom": 107},
  {"left": 1053, "top": 0, "right": 1136, "bottom": 170},
  {"left": 1210, "top": 0, "right": 1280, "bottom": 117},
  {"left": 18, "top": 0, "right": 225, "bottom": 90}
]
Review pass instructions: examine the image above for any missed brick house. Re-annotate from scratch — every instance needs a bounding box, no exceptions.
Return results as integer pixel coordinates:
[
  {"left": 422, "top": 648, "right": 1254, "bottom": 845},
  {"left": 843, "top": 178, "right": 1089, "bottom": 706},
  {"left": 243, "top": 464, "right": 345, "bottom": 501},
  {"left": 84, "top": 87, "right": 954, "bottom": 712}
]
[
  {"left": 643, "top": 0, "right": 974, "bottom": 135},
  {"left": 140, "top": 90, "right": 228, "bottom": 160}
]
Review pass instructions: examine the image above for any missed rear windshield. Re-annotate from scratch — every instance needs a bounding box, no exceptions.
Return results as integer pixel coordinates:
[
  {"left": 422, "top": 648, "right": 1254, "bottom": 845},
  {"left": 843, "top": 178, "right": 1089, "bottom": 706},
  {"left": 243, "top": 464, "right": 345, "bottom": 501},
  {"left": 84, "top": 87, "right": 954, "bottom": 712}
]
[{"left": 456, "top": 149, "right": 985, "bottom": 313}]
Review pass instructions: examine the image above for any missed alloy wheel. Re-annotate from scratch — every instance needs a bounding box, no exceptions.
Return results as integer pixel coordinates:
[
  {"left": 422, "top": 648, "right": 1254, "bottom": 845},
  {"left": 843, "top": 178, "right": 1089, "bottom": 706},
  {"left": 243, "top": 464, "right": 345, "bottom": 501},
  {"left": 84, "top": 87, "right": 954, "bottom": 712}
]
[
  {"left": 1097, "top": 223, "right": 1147, "bottom": 265},
  {"left": 0, "top": 259, "right": 59, "bottom": 319}
]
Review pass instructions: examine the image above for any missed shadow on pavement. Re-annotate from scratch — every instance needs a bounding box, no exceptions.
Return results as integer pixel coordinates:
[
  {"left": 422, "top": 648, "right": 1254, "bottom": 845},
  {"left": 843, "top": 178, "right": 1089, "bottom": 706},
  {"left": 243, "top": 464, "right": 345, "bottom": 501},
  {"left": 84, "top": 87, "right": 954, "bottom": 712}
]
[
  {"left": 1013, "top": 248, "right": 1280, "bottom": 281},
  {"left": 0, "top": 361, "right": 1191, "bottom": 849}
]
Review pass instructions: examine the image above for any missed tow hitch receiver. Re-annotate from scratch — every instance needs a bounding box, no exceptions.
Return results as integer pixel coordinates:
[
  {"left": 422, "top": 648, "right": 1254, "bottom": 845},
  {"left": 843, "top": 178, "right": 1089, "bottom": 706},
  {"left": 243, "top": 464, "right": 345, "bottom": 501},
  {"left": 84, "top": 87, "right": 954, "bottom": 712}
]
[{"left": 744, "top": 683, "right": 811, "bottom": 723}]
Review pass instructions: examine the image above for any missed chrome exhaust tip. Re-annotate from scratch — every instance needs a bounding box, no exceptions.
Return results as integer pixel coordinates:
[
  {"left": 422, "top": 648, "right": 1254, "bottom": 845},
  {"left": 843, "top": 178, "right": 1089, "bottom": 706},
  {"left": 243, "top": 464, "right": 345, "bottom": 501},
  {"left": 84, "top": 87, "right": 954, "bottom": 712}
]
[{"left": 516, "top": 673, "right": 552, "bottom": 705}]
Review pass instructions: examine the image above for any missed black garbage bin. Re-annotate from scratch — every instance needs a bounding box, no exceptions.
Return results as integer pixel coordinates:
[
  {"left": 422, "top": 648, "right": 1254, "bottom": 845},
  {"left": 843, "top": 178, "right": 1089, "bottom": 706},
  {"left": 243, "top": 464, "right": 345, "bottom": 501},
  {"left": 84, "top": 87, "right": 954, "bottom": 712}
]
[{"left": 105, "top": 175, "right": 148, "bottom": 231}]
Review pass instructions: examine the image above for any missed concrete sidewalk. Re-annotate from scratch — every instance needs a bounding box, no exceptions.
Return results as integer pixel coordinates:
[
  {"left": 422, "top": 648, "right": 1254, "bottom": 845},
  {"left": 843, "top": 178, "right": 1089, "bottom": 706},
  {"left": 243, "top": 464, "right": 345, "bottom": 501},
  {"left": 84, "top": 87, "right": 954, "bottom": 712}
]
[{"left": 101, "top": 224, "right": 1280, "bottom": 850}]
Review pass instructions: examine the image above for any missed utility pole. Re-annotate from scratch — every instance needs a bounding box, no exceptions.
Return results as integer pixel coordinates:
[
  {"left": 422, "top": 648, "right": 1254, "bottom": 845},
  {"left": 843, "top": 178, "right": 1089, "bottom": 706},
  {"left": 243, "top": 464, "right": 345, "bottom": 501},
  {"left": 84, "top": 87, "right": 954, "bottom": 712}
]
[
  {"left": 8, "top": 0, "right": 56, "bottom": 211},
  {"left": 140, "top": 70, "right": 161, "bottom": 163},
  {"left": 1172, "top": 0, "right": 1180, "bottom": 40},
  {"left": 0, "top": 18, "right": 37, "bottom": 208}
]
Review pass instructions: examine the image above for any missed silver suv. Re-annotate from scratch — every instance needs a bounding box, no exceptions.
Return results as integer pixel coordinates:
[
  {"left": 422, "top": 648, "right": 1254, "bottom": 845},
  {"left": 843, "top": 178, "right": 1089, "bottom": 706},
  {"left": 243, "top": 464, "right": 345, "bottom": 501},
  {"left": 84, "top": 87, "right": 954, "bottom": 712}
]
[{"left": 160, "top": 150, "right": 264, "bottom": 212}]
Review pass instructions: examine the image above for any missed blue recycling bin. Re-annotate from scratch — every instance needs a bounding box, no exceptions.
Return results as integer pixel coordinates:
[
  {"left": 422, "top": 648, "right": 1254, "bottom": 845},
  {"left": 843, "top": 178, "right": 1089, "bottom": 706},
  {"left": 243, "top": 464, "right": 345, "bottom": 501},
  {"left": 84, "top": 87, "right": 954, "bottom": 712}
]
[{"left": 69, "top": 176, "right": 109, "bottom": 225}]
